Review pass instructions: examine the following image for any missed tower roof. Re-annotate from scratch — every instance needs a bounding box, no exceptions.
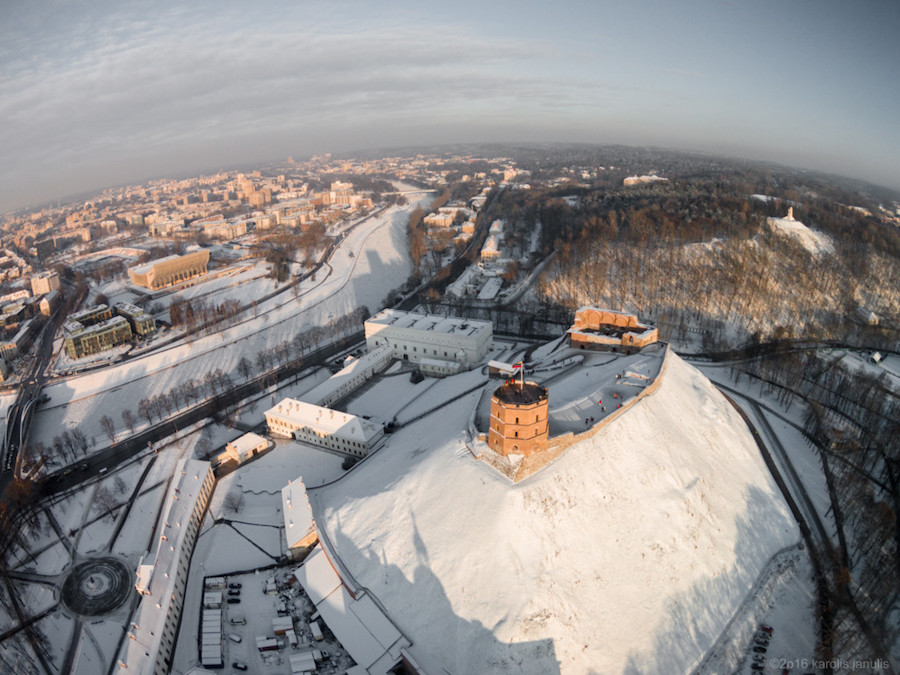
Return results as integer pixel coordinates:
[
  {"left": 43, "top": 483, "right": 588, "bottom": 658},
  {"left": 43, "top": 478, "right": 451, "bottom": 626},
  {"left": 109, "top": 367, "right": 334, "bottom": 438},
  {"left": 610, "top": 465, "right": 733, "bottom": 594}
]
[{"left": 492, "top": 381, "right": 547, "bottom": 405}]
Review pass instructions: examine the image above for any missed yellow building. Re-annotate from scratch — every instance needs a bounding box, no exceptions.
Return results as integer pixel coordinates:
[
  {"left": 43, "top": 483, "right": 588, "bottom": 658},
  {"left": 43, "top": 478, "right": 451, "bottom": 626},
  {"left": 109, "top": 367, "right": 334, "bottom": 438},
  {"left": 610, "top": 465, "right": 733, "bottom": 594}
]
[{"left": 128, "top": 249, "right": 209, "bottom": 290}]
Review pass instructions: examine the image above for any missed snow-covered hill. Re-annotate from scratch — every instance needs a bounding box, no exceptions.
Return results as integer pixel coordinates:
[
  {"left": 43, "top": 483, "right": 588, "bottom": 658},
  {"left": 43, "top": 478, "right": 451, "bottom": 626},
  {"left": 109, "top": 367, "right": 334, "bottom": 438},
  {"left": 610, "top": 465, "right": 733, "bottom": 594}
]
[
  {"left": 312, "top": 354, "right": 798, "bottom": 674},
  {"left": 767, "top": 212, "right": 835, "bottom": 256}
]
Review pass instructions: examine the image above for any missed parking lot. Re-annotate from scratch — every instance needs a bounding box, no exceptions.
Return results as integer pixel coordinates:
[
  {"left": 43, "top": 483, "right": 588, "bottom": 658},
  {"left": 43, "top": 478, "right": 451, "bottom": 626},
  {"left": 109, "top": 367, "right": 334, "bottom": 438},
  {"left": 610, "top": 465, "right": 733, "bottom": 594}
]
[{"left": 200, "top": 566, "right": 355, "bottom": 673}]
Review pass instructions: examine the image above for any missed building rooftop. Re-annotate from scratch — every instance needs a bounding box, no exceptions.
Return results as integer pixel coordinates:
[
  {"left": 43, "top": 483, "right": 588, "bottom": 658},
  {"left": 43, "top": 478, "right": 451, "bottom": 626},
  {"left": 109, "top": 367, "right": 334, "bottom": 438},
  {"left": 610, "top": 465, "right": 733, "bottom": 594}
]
[
  {"left": 282, "top": 477, "right": 315, "bottom": 549},
  {"left": 267, "top": 398, "right": 383, "bottom": 443},
  {"left": 228, "top": 431, "right": 267, "bottom": 456},
  {"left": 123, "top": 459, "right": 212, "bottom": 671},
  {"left": 302, "top": 345, "right": 392, "bottom": 406},
  {"left": 295, "top": 547, "right": 410, "bottom": 674},
  {"left": 128, "top": 253, "right": 181, "bottom": 276},
  {"left": 493, "top": 380, "right": 548, "bottom": 405},
  {"left": 366, "top": 309, "right": 491, "bottom": 338}
]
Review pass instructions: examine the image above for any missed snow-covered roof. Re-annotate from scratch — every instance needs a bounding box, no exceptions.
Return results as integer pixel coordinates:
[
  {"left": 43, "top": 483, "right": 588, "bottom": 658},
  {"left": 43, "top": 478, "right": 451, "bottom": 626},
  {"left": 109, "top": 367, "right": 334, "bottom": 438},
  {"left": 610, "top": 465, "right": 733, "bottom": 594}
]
[
  {"left": 266, "top": 398, "right": 382, "bottom": 444},
  {"left": 128, "top": 253, "right": 180, "bottom": 275},
  {"left": 477, "top": 277, "right": 503, "bottom": 301},
  {"left": 227, "top": 431, "right": 268, "bottom": 457},
  {"left": 310, "top": 354, "right": 798, "bottom": 674},
  {"left": 296, "top": 547, "right": 410, "bottom": 674},
  {"left": 366, "top": 309, "right": 491, "bottom": 338},
  {"left": 302, "top": 345, "right": 392, "bottom": 406},
  {"left": 282, "top": 476, "right": 316, "bottom": 549},
  {"left": 120, "top": 459, "right": 213, "bottom": 671}
]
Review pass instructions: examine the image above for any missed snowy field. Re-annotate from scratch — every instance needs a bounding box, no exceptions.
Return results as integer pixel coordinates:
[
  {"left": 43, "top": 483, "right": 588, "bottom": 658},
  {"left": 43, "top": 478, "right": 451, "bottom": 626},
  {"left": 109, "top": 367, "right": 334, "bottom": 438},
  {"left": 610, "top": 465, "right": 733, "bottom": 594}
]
[{"left": 311, "top": 354, "right": 800, "bottom": 674}]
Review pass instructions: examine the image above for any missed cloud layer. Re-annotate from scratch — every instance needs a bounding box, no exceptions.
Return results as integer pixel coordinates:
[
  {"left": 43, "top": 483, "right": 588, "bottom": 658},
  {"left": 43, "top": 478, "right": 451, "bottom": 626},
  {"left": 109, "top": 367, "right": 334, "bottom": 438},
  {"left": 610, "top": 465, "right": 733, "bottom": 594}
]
[{"left": 2, "top": 1, "right": 898, "bottom": 210}]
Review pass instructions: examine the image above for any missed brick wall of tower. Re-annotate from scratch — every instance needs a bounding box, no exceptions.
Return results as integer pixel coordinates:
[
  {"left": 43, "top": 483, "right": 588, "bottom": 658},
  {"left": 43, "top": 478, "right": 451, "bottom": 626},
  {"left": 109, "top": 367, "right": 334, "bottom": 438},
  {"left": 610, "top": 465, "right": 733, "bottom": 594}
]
[{"left": 488, "top": 395, "right": 549, "bottom": 457}]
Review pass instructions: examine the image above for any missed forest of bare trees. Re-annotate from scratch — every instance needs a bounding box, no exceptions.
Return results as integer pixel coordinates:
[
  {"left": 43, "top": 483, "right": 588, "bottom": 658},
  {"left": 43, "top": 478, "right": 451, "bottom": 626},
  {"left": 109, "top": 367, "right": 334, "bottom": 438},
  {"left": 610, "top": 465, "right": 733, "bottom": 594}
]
[{"left": 734, "top": 352, "right": 899, "bottom": 661}]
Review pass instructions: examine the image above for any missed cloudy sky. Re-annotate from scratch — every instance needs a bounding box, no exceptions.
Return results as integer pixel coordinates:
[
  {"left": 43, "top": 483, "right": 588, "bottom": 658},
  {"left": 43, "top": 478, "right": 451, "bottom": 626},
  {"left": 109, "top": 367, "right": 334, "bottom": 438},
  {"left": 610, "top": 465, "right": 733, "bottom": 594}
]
[{"left": 1, "top": 0, "right": 898, "bottom": 212}]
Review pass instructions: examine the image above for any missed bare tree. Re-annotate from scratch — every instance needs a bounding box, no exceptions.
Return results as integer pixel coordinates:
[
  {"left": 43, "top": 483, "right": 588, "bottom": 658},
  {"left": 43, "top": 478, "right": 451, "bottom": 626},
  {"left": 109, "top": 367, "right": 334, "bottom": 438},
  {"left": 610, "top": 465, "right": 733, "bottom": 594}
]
[
  {"left": 99, "top": 415, "right": 116, "bottom": 444},
  {"left": 196, "top": 435, "right": 213, "bottom": 459},
  {"left": 237, "top": 356, "right": 253, "bottom": 381},
  {"left": 121, "top": 409, "right": 136, "bottom": 433},
  {"left": 95, "top": 486, "right": 118, "bottom": 518},
  {"left": 70, "top": 429, "right": 89, "bottom": 456},
  {"left": 225, "top": 489, "right": 244, "bottom": 514}
]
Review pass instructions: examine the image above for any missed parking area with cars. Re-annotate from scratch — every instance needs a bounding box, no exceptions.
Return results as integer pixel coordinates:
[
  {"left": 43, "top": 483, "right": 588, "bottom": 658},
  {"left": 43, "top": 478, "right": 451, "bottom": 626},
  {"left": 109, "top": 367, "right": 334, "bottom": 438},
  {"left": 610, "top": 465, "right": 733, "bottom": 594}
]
[{"left": 196, "top": 568, "right": 354, "bottom": 673}]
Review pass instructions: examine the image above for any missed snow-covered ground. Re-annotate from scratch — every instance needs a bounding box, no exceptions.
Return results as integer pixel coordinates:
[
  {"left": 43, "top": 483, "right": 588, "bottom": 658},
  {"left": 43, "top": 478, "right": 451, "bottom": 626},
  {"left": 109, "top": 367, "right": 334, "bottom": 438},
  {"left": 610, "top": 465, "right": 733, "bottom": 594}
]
[
  {"left": 767, "top": 214, "right": 835, "bottom": 256},
  {"left": 310, "top": 354, "right": 800, "bottom": 674},
  {"left": 696, "top": 362, "right": 836, "bottom": 541}
]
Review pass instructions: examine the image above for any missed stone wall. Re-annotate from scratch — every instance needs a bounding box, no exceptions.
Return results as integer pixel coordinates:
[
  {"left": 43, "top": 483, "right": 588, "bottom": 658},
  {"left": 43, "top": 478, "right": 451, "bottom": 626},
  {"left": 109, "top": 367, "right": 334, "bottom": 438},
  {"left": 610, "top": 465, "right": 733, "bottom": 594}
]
[{"left": 481, "top": 343, "right": 672, "bottom": 482}]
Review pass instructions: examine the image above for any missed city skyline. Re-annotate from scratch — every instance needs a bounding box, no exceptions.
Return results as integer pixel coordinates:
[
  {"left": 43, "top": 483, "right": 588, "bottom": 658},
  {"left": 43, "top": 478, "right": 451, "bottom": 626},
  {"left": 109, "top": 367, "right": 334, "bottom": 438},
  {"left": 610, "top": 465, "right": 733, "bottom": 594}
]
[{"left": 2, "top": 0, "right": 899, "bottom": 213}]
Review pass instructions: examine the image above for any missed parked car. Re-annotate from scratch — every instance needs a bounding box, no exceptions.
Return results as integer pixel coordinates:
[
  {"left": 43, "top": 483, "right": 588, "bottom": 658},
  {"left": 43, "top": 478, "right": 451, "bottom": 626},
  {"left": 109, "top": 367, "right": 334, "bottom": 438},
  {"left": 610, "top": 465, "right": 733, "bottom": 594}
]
[
  {"left": 229, "top": 616, "right": 246, "bottom": 625},
  {"left": 227, "top": 597, "right": 241, "bottom": 604},
  {"left": 228, "top": 633, "right": 242, "bottom": 643},
  {"left": 750, "top": 664, "right": 765, "bottom": 672},
  {"left": 752, "top": 645, "right": 767, "bottom": 653},
  {"left": 232, "top": 662, "right": 248, "bottom": 671},
  {"left": 227, "top": 589, "right": 241, "bottom": 596},
  {"left": 228, "top": 582, "right": 242, "bottom": 589},
  {"left": 759, "top": 623, "right": 774, "bottom": 634}
]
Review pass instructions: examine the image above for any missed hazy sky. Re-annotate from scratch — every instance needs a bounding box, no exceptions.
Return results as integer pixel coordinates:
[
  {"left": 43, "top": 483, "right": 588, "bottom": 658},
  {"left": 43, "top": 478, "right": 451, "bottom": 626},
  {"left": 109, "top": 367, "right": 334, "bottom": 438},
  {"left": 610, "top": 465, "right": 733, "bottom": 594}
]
[{"left": 2, "top": 0, "right": 898, "bottom": 212}]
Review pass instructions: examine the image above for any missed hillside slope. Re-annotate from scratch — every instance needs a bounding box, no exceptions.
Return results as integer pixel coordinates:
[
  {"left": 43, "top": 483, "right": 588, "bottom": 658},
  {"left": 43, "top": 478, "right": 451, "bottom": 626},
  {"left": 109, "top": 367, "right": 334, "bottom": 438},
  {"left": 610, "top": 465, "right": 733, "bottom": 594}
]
[{"left": 313, "top": 354, "right": 798, "bottom": 674}]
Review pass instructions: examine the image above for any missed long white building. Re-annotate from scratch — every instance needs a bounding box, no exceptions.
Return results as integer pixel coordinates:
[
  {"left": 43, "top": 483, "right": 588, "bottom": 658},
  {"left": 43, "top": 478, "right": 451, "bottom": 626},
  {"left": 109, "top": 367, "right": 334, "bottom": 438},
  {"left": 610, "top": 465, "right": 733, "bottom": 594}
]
[
  {"left": 265, "top": 398, "right": 383, "bottom": 457},
  {"left": 364, "top": 309, "right": 492, "bottom": 371},
  {"left": 122, "top": 459, "right": 216, "bottom": 675}
]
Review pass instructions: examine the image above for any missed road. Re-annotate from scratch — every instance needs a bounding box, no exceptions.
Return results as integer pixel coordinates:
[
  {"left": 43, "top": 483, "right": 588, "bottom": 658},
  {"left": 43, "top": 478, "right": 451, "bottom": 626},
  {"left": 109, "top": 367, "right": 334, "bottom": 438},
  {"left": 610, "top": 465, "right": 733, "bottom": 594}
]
[
  {"left": 0, "top": 295, "right": 70, "bottom": 490},
  {"left": 38, "top": 330, "right": 365, "bottom": 497}
]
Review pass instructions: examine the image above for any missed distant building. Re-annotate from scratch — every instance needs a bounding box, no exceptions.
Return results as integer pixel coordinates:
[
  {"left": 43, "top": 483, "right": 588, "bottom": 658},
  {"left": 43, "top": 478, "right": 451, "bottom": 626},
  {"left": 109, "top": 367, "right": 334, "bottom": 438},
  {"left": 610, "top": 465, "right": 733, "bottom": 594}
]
[
  {"left": 0, "top": 354, "right": 11, "bottom": 382},
  {"left": 34, "top": 239, "right": 55, "bottom": 260},
  {"left": 30, "top": 271, "right": 60, "bottom": 296},
  {"left": 424, "top": 212, "right": 455, "bottom": 228},
  {"left": 128, "top": 249, "right": 209, "bottom": 290},
  {"left": 114, "top": 302, "right": 156, "bottom": 337},
  {"left": 199, "top": 217, "right": 247, "bottom": 240},
  {"left": 63, "top": 302, "right": 155, "bottom": 358},
  {"left": 39, "top": 289, "right": 59, "bottom": 316},
  {"left": 265, "top": 398, "right": 383, "bottom": 457},
  {"left": 364, "top": 309, "right": 492, "bottom": 371},
  {"left": 567, "top": 307, "right": 658, "bottom": 354},
  {"left": 480, "top": 235, "right": 501, "bottom": 261},
  {"left": 1, "top": 289, "right": 31, "bottom": 304},
  {"left": 623, "top": 174, "right": 668, "bottom": 187}
]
